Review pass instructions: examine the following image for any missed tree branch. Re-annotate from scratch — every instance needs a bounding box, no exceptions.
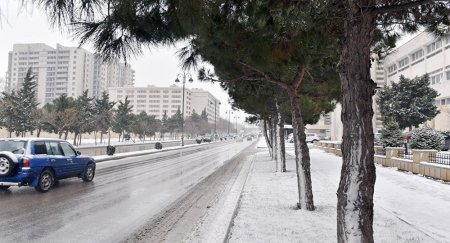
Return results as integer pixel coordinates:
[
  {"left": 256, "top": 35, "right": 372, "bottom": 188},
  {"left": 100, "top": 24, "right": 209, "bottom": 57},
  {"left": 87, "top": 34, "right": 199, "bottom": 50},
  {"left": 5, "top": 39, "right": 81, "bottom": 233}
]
[
  {"left": 291, "top": 66, "right": 305, "bottom": 92},
  {"left": 374, "top": 0, "right": 439, "bottom": 15},
  {"left": 239, "top": 61, "right": 290, "bottom": 90}
]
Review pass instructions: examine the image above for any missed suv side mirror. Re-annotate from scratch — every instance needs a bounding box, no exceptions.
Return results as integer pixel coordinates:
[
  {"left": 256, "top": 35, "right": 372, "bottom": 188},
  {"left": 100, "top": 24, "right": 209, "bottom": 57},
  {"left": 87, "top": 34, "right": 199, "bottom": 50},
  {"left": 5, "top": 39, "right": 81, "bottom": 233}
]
[{"left": 76, "top": 151, "right": 81, "bottom": 156}]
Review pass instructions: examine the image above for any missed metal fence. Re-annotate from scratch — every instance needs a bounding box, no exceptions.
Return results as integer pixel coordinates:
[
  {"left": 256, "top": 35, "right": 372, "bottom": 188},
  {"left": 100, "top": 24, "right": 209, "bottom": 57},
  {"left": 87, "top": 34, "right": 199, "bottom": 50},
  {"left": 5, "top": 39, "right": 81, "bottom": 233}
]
[{"left": 429, "top": 153, "right": 450, "bottom": 166}]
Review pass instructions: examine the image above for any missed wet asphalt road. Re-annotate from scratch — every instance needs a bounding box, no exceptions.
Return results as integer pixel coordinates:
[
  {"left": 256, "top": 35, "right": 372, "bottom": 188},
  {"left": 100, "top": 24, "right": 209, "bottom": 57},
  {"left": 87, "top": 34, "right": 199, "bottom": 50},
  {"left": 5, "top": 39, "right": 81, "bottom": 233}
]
[{"left": 0, "top": 141, "right": 253, "bottom": 243}]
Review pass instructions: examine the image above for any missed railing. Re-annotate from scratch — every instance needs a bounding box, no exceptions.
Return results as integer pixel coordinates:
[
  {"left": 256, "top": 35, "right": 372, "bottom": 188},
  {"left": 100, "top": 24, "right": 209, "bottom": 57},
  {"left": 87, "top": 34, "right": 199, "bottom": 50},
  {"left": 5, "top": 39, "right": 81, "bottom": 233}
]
[{"left": 429, "top": 153, "right": 450, "bottom": 166}]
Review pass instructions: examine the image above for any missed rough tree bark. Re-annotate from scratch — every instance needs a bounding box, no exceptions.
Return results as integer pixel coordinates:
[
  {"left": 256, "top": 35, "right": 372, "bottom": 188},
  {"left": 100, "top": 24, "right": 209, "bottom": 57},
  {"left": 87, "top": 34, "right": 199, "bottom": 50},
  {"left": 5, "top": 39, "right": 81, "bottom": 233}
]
[
  {"left": 278, "top": 109, "right": 286, "bottom": 172},
  {"left": 272, "top": 115, "right": 279, "bottom": 171},
  {"left": 276, "top": 100, "right": 286, "bottom": 172},
  {"left": 288, "top": 87, "right": 315, "bottom": 210},
  {"left": 337, "top": 4, "right": 377, "bottom": 242},
  {"left": 263, "top": 119, "right": 273, "bottom": 158}
]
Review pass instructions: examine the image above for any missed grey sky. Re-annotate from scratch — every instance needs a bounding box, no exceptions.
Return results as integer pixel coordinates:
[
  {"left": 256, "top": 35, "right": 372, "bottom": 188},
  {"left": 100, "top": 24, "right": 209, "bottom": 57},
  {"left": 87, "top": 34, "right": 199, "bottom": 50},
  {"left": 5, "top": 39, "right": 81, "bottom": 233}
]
[{"left": 0, "top": 0, "right": 247, "bottom": 121}]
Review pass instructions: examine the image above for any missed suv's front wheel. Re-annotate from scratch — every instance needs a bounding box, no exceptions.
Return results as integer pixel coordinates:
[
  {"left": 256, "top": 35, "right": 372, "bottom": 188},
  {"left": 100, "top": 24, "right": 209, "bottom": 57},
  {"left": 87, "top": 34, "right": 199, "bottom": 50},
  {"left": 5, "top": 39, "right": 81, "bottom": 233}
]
[
  {"left": 35, "top": 169, "right": 55, "bottom": 193},
  {"left": 82, "top": 163, "right": 95, "bottom": 182}
]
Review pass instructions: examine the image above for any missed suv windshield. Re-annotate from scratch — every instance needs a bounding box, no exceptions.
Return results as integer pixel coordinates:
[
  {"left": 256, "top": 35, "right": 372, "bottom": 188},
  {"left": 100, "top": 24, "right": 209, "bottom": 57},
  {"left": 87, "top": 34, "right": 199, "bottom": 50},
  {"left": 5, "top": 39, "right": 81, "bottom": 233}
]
[{"left": 0, "top": 140, "right": 26, "bottom": 154}]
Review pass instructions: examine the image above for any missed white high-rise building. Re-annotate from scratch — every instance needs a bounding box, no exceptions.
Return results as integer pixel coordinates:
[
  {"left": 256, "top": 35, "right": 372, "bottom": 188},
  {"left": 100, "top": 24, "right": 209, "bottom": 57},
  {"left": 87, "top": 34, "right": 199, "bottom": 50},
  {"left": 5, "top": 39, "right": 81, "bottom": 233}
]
[
  {"left": 6, "top": 43, "right": 135, "bottom": 104},
  {"left": 108, "top": 85, "right": 220, "bottom": 122}
]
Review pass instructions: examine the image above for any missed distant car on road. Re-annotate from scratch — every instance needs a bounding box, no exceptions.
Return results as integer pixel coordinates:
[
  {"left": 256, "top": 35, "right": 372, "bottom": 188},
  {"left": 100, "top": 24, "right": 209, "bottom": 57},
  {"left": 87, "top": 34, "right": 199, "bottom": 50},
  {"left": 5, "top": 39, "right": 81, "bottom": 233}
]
[{"left": 0, "top": 138, "right": 96, "bottom": 193}]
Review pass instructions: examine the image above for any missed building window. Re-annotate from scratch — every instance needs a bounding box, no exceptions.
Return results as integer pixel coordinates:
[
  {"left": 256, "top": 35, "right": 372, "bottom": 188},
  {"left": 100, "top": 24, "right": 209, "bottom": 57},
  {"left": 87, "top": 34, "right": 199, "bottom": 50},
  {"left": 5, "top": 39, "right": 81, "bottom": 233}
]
[
  {"left": 387, "top": 64, "right": 397, "bottom": 73},
  {"left": 447, "top": 71, "right": 450, "bottom": 81},
  {"left": 398, "top": 57, "right": 409, "bottom": 68},
  {"left": 431, "top": 73, "right": 443, "bottom": 85},
  {"left": 427, "top": 39, "right": 442, "bottom": 53},
  {"left": 411, "top": 49, "right": 424, "bottom": 61}
]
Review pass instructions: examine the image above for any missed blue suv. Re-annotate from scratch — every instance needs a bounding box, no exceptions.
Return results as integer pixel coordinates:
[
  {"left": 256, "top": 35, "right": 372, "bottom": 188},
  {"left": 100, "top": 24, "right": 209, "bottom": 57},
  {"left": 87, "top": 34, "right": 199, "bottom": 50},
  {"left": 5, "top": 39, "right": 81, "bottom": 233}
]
[{"left": 0, "top": 138, "right": 96, "bottom": 193}]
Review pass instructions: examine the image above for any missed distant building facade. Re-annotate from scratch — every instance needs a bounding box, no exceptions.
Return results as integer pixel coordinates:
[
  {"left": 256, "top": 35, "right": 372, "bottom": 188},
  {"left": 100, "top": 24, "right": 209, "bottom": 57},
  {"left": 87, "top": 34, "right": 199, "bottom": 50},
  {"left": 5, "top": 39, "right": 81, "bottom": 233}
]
[
  {"left": 383, "top": 32, "right": 450, "bottom": 131},
  {"left": 6, "top": 43, "right": 134, "bottom": 104},
  {"left": 326, "top": 31, "right": 450, "bottom": 141},
  {"left": 108, "top": 85, "right": 220, "bottom": 122}
]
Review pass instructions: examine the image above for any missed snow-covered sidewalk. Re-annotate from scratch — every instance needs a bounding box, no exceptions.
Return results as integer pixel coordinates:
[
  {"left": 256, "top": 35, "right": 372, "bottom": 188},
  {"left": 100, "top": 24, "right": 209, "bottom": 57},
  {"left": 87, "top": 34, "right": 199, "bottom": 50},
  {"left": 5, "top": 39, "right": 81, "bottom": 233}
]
[{"left": 228, "top": 144, "right": 450, "bottom": 242}]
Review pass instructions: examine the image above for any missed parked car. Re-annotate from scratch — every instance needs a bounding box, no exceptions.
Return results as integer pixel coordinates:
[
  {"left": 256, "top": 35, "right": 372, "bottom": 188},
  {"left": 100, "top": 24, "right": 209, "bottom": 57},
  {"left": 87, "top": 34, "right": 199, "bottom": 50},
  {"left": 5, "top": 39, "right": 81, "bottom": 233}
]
[
  {"left": 202, "top": 136, "right": 212, "bottom": 143},
  {"left": 0, "top": 138, "right": 96, "bottom": 193},
  {"left": 288, "top": 133, "right": 294, "bottom": 143},
  {"left": 306, "top": 133, "right": 320, "bottom": 143},
  {"left": 287, "top": 133, "right": 320, "bottom": 143}
]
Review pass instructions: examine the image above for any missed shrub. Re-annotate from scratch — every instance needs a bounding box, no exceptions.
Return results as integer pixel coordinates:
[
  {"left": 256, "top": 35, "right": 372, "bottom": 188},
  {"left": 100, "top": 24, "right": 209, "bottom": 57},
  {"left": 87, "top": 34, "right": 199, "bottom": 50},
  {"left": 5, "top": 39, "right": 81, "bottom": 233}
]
[
  {"left": 106, "top": 145, "right": 116, "bottom": 156},
  {"left": 380, "top": 118, "right": 404, "bottom": 147},
  {"left": 410, "top": 126, "right": 444, "bottom": 150},
  {"left": 155, "top": 142, "right": 163, "bottom": 150}
]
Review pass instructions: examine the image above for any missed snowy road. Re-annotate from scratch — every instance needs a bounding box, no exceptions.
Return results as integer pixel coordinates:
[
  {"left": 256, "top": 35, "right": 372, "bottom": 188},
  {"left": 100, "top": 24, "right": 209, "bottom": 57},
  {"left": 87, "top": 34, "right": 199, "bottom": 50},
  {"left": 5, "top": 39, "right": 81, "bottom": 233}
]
[
  {"left": 229, "top": 144, "right": 450, "bottom": 243},
  {"left": 0, "top": 140, "right": 254, "bottom": 243}
]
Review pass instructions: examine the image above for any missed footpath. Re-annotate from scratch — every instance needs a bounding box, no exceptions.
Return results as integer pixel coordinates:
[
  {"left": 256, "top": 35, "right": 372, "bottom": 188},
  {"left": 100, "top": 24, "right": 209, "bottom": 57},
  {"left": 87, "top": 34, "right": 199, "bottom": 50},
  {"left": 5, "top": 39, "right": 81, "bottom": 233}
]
[{"left": 226, "top": 141, "right": 450, "bottom": 243}]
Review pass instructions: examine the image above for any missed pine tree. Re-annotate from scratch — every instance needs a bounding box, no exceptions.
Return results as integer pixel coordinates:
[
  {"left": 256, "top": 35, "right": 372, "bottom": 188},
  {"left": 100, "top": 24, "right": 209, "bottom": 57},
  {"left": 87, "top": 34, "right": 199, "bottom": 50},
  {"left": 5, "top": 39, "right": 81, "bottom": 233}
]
[
  {"left": 113, "top": 96, "right": 133, "bottom": 141},
  {"left": 378, "top": 75, "right": 439, "bottom": 131},
  {"left": 16, "top": 68, "right": 39, "bottom": 136},
  {"left": 0, "top": 91, "right": 20, "bottom": 137},
  {"left": 410, "top": 126, "right": 444, "bottom": 150},
  {"left": 94, "top": 91, "right": 115, "bottom": 143},
  {"left": 380, "top": 118, "right": 404, "bottom": 148}
]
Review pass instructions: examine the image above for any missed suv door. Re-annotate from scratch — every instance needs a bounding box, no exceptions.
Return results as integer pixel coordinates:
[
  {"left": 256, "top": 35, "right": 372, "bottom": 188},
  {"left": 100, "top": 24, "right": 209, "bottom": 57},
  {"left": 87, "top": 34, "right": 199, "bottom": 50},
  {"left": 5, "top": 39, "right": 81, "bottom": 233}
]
[
  {"left": 60, "top": 142, "right": 84, "bottom": 175},
  {"left": 44, "top": 141, "right": 72, "bottom": 178}
]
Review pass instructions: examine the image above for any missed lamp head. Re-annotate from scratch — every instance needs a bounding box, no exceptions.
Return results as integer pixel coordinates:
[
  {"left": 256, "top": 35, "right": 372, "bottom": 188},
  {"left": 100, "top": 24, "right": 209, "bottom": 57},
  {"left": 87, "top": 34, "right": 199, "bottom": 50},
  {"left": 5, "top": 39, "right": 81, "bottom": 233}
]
[
  {"left": 175, "top": 78, "right": 180, "bottom": 83},
  {"left": 188, "top": 77, "right": 194, "bottom": 83}
]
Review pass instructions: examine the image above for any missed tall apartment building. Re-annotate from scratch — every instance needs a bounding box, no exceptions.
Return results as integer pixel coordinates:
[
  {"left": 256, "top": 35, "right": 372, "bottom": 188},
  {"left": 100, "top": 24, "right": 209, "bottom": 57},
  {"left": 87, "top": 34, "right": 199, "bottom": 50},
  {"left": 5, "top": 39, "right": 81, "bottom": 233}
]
[
  {"left": 108, "top": 85, "right": 221, "bottom": 122},
  {"left": 6, "top": 43, "right": 134, "bottom": 104}
]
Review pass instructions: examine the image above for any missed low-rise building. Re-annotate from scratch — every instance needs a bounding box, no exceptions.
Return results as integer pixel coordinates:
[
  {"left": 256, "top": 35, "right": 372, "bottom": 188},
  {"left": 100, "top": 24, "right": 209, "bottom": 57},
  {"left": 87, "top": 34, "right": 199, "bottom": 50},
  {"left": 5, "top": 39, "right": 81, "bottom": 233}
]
[{"left": 108, "top": 85, "right": 220, "bottom": 122}]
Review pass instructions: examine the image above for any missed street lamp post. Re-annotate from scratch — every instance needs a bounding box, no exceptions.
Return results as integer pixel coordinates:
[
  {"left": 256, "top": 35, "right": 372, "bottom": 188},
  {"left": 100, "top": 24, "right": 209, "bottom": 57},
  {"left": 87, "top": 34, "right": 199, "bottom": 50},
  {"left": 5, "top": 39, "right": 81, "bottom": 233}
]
[{"left": 175, "top": 72, "right": 193, "bottom": 146}]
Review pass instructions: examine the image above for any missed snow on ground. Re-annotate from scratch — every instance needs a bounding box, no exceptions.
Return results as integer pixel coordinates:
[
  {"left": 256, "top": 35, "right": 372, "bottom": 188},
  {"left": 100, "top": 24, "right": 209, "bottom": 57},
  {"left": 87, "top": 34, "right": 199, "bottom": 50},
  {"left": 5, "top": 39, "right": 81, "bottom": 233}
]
[{"left": 228, "top": 142, "right": 450, "bottom": 243}]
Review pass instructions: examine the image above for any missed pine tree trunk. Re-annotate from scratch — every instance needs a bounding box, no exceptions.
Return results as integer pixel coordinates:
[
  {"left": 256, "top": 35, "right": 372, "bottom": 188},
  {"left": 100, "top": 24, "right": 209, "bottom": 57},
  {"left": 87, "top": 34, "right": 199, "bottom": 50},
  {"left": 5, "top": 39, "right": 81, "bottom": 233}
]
[
  {"left": 100, "top": 133, "right": 103, "bottom": 144},
  {"left": 288, "top": 88, "right": 314, "bottom": 211},
  {"left": 278, "top": 112, "right": 286, "bottom": 172},
  {"left": 64, "top": 131, "right": 69, "bottom": 140},
  {"left": 73, "top": 132, "right": 78, "bottom": 146},
  {"left": 273, "top": 116, "right": 279, "bottom": 171},
  {"left": 94, "top": 132, "right": 97, "bottom": 146},
  {"left": 263, "top": 119, "right": 273, "bottom": 157},
  {"left": 337, "top": 6, "right": 376, "bottom": 243},
  {"left": 37, "top": 128, "right": 41, "bottom": 138}
]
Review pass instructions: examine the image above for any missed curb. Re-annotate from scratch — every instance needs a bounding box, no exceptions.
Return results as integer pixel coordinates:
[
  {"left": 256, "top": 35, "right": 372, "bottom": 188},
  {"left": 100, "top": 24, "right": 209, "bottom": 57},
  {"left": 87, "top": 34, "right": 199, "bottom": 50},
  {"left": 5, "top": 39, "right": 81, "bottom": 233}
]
[
  {"left": 94, "top": 141, "right": 224, "bottom": 162},
  {"left": 223, "top": 153, "right": 256, "bottom": 243}
]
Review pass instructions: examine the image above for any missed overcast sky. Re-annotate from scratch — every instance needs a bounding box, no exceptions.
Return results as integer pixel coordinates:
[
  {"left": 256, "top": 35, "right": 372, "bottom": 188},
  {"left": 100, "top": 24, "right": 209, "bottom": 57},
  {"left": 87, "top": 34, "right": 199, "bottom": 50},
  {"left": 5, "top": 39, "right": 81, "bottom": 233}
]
[{"left": 0, "top": 0, "right": 247, "bottom": 122}]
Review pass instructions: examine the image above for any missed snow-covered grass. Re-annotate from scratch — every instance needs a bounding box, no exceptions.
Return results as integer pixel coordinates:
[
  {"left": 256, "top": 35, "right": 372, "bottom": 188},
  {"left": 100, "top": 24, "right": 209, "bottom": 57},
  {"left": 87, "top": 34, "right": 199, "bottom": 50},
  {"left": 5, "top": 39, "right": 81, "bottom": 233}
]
[{"left": 228, "top": 143, "right": 450, "bottom": 242}]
